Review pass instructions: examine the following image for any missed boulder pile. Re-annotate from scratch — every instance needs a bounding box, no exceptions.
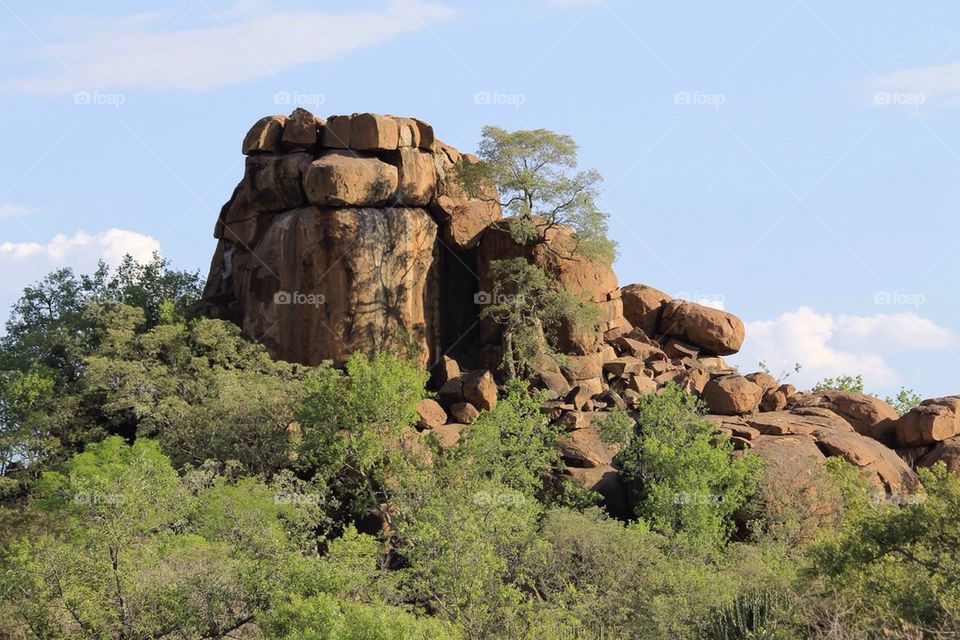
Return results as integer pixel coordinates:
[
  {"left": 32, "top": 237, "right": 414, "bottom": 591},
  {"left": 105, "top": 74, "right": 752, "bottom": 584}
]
[{"left": 203, "top": 110, "right": 956, "bottom": 518}]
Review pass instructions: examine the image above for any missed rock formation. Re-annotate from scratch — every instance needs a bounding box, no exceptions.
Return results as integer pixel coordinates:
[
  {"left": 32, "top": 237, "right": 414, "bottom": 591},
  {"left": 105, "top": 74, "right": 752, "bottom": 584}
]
[{"left": 204, "top": 109, "right": 955, "bottom": 522}]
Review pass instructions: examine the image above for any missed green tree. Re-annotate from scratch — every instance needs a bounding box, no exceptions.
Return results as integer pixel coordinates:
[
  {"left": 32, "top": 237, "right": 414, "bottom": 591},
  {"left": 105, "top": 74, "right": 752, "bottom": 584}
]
[
  {"left": 458, "top": 126, "right": 615, "bottom": 264},
  {"left": 0, "top": 437, "right": 319, "bottom": 638},
  {"left": 449, "top": 378, "right": 563, "bottom": 498},
  {"left": 297, "top": 352, "right": 429, "bottom": 533},
  {"left": 806, "top": 463, "right": 960, "bottom": 636},
  {"left": 607, "top": 384, "right": 762, "bottom": 550},
  {"left": 481, "top": 258, "right": 600, "bottom": 378},
  {"left": 884, "top": 386, "right": 922, "bottom": 416},
  {"left": 0, "top": 254, "right": 201, "bottom": 381},
  {"left": 811, "top": 374, "right": 864, "bottom": 394}
]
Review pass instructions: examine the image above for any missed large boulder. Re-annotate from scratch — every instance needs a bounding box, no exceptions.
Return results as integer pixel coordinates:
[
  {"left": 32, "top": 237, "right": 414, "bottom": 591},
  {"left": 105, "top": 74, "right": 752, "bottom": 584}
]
[
  {"left": 431, "top": 142, "right": 500, "bottom": 249},
  {"left": 303, "top": 152, "right": 399, "bottom": 207},
  {"left": 242, "top": 115, "right": 286, "bottom": 154},
  {"left": 620, "top": 284, "right": 670, "bottom": 337},
  {"left": 894, "top": 396, "right": 960, "bottom": 446},
  {"left": 203, "top": 206, "right": 440, "bottom": 367},
  {"left": 789, "top": 391, "right": 899, "bottom": 445},
  {"left": 701, "top": 376, "right": 762, "bottom": 415},
  {"left": 918, "top": 436, "right": 960, "bottom": 473},
  {"left": 657, "top": 300, "right": 745, "bottom": 355}
]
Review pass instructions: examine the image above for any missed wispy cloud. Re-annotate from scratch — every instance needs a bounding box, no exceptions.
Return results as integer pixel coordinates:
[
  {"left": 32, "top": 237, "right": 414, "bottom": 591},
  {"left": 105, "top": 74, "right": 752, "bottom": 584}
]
[
  {"left": 731, "top": 306, "right": 957, "bottom": 391},
  {"left": 865, "top": 61, "right": 960, "bottom": 108},
  {"left": 6, "top": 0, "right": 455, "bottom": 95},
  {"left": 0, "top": 204, "right": 39, "bottom": 217}
]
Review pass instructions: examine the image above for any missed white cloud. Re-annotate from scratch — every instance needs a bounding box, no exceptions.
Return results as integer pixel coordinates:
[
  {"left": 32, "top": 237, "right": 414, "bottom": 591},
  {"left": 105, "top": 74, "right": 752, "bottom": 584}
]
[
  {"left": 730, "top": 306, "right": 957, "bottom": 391},
  {"left": 865, "top": 62, "right": 960, "bottom": 107},
  {"left": 0, "top": 204, "right": 39, "bottom": 217},
  {"left": 7, "top": 0, "right": 455, "bottom": 94},
  {"left": 0, "top": 229, "right": 161, "bottom": 318}
]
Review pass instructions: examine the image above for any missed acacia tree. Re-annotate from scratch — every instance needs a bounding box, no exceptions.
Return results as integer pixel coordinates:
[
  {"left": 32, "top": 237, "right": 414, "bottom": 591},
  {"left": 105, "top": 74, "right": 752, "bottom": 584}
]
[
  {"left": 459, "top": 127, "right": 614, "bottom": 379},
  {"left": 458, "top": 125, "right": 615, "bottom": 264}
]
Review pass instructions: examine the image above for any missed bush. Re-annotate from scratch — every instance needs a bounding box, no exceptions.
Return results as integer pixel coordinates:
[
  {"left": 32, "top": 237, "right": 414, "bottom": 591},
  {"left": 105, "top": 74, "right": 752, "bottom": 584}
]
[{"left": 608, "top": 384, "right": 762, "bottom": 550}]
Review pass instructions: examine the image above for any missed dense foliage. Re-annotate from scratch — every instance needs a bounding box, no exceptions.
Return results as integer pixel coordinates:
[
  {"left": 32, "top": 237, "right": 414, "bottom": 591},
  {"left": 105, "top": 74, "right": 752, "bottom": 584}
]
[{"left": 1, "top": 258, "right": 956, "bottom": 639}]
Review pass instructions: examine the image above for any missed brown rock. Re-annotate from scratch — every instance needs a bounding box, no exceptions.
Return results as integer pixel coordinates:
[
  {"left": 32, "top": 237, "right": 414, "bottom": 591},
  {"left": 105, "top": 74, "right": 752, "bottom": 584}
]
[
  {"left": 813, "top": 430, "right": 917, "bottom": 493},
  {"left": 658, "top": 300, "right": 745, "bottom": 355},
  {"left": 451, "top": 402, "right": 480, "bottom": 424},
  {"left": 416, "top": 398, "right": 447, "bottom": 430},
  {"left": 431, "top": 423, "right": 466, "bottom": 450},
  {"left": 744, "top": 409, "right": 851, "bottom": 436},
  {"left": 562, "top": 464, "right": 629, "bottom": 518},
  {"left": 463, "top": 370, "right": 498, "bottom": 411},
  {"left": 662, "top": 337, "right": 699, "bottom": 360},
  {"left": 603, "top": 357, "right": 644, "bottom": 378},
  {"left": 350, "top": 113, "right": 400, "bottom": 151},
  {"left": 621, "top": 284, "right": 671, "bottom": 336},
  {"left": 790, "top": 391, "right": 899, "bottom": 443},
  {"left": 760, "top": 386, "right": 789, "bottom": 412},
  {"left": 303, "top": 152, "right": 398, "bottom": 207},
  {"left": 436, "top": 356, "right": 461, "bottom": 386},
  {"left": 677, "top": 368, "right": 710, "bottom": 395},
  {"left": 395, "top": 148, "right": 436, "bottom": 207},
  {"left": 745, "top": 372, "right": 778, "bottom": 392},
  {"left": 245, "top": 152, "right": 310, "bottom": 211},
  {"left": 627, "top": 373, "right": 657, "bottom": 395},
  {"left": 322, "top": 115, "right": 352, "bottom": 148},
  {"left": 281, "top": 108, "right": 319, "bottom": 150},
  {"left": 558, "top": 424, "right": 620, "bottom": 468},
  {"left": 701, "top": 376, "right": 762, "bottom": 415},
  {"left": 918, "top": 436, "right": 960, "bottom": 473},
  {"left": 435, "top": 196, "right": 500, "bottom": 249},
  {"left": 242, "top": 115, "right": 286, "bottom": 154},
  {"left": 894, "top": 396, "right": 960, "bottom": 446},
  {"left": 202, "top": 206, "right": 440, "bottom": 368}
]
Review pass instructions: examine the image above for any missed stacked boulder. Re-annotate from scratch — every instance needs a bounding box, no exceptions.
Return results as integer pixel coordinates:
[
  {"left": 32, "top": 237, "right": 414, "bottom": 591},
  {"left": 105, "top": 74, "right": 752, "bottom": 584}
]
[
  {"left": 204, "top": 109, "right": 502, "bottom": 368},
  {"left": 204, "top": 110, "right": 954, "bottom": 519}
]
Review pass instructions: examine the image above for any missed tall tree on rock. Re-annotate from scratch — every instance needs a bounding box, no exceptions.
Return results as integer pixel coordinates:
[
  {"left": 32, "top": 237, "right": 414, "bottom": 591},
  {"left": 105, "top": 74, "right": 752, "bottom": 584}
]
[
  {"left": 458, "top": 125, "right": 616, "bottom": 264},
  {"left": 459, "top": 126, "right": 614, "bottom": 378}
]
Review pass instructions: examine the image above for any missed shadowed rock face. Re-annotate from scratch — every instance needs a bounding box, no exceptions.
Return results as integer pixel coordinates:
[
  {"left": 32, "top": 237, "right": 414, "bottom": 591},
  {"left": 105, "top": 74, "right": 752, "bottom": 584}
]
[
  {"left": 204, "top": 111, "right": 498, "bottom": 368},
  {"left": 203, "top": 110, "right": 625, "bottom": 370}
]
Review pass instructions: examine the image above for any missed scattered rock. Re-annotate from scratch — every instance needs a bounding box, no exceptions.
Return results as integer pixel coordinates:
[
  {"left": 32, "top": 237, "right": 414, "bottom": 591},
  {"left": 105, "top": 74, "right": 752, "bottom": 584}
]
[
  {"left": 416, "top": 398, "right": 448, "bottom": 430},
  {"left": 702, "top": 376, "right": 762, "bottom": 415},
  {"left": 658, "top": 300, "right": 745, "bottom": 355}
]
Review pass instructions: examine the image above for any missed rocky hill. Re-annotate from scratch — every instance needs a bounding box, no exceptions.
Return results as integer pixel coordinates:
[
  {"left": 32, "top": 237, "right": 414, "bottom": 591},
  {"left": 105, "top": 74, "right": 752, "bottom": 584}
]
[{"left": 203, "top": 109, "right": 960, "bottom": 519}]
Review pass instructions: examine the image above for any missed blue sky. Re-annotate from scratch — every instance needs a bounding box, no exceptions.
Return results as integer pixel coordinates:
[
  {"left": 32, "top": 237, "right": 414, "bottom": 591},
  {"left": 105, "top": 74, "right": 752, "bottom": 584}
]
[{"left": 1, "top": 0, "right": 958, "bottom": 397}]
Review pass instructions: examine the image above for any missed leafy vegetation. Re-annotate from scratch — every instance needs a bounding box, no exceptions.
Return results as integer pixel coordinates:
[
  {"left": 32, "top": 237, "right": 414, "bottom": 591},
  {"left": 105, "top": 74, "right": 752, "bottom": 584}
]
[{"left": 1, "top": 258, "right": 956, "bottom": 639}]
